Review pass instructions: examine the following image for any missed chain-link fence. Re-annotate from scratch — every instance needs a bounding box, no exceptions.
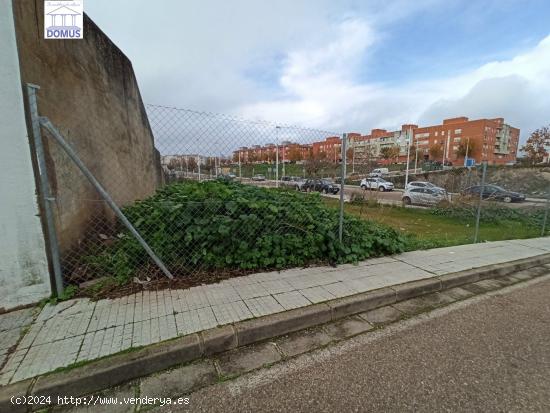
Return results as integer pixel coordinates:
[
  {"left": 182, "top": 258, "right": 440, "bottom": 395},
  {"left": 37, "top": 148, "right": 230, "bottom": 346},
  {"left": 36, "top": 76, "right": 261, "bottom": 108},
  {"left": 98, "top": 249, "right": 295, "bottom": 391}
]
[
  {"left": 36, "top": 101, "right": 384, "bottom": 293},
  {"left": 28, "top": 90, "right": 550, "bottom": 297}
]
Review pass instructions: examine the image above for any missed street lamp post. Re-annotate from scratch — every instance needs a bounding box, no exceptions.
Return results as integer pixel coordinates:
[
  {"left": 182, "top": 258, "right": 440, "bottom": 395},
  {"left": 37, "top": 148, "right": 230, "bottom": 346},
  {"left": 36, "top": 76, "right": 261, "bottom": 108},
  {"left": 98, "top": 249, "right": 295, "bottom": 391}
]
[
  {"left": 275, "top": 126, "right": 280, "bottom": 187},
  {"left": 405, "top": 128, "right": 412, "bottom": 188}
]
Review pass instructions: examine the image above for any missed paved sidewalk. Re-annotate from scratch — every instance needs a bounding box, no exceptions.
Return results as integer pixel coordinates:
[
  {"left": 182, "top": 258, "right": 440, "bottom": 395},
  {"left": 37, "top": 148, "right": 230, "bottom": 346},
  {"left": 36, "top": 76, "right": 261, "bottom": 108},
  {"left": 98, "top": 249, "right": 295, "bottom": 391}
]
[{"left": 1, "top": 237, "right": 549, "bottom": 386}]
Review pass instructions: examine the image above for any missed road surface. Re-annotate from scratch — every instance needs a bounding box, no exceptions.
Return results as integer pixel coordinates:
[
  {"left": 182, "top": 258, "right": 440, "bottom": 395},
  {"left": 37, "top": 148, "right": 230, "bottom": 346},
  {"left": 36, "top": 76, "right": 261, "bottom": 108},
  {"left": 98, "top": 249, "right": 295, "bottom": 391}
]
[
  {"left": 246, "top": 179, "right": 544, "bottom": 209},
  {"left": 164, "top": 276, "right": 550, "bottom": 413}
]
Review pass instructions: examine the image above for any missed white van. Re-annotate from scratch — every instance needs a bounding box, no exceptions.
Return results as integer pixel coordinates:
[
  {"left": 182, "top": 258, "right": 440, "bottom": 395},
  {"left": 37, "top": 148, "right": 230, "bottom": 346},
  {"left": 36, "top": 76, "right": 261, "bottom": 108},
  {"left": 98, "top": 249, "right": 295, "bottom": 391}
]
[{"left": 369, "top": 168, "right": 389, "bottom": 177}]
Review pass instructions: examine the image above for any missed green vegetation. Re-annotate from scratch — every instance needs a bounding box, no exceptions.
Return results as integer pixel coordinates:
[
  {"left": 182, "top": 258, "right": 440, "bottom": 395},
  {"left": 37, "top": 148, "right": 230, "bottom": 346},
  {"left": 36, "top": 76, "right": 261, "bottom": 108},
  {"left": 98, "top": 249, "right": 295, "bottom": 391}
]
[
  {"left": 329, "top": 199, "right": 545, "bottom": 250},
  {"left": 83, "top": 181, "right": 407, "bottom": 285}
]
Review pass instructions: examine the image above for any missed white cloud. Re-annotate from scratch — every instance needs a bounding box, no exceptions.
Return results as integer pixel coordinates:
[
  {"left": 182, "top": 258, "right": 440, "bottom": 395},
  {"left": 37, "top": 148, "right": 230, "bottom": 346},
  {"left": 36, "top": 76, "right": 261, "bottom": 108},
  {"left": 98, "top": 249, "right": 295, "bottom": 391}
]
[
  {"left": 237, "top": 23, "right": 550, "bottom": 142},
  {"left": 85, "top": 1, "right": 550, "bottom": 143}
]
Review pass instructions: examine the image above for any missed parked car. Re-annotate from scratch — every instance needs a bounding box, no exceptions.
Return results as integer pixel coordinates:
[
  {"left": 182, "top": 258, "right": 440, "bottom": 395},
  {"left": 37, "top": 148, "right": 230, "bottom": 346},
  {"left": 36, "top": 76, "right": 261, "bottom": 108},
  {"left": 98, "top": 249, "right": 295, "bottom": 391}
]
[
  {"left": 402, "top": 187, "right": 447, "bottom": 206},
  {"left": 280, "top": 176, "right": 301, "bottom": 188},
  {"left": 227, "top": 172, "right": 236, "bottom": 179},
  {"left": 302, "top": 179, "right": 339, "bottom": 194},
  {"left": 461, "top": 185, "right": 525, "bottom": 203},
  {"left": 293, "top": 178, "right": 307, "bottom": 191},
  {"left": 405, "top": 181, "right": 446, "bottom": 194},
  {"left": 251, "top": 174, "right": 266, "bottom": 181},
  {"left": 368, "top": 168, "right": 389, "bottom": 178},
  {"left": 217, "top": 174, "right": 235, "bottom": 181},
  {"left": 360, "top": 177, "right": 394, "bottom": 192}
]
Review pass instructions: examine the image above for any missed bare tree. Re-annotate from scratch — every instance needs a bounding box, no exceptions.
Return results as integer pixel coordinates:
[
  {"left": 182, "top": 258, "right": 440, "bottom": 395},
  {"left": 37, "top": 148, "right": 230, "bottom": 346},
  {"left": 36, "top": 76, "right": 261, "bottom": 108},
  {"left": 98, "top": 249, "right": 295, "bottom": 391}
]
[
  {"left": 429, "top": 144, "right": 443, "bottom": 160},
  {"left": 521, "top": 126, "right": 550, "bottom": 165}
]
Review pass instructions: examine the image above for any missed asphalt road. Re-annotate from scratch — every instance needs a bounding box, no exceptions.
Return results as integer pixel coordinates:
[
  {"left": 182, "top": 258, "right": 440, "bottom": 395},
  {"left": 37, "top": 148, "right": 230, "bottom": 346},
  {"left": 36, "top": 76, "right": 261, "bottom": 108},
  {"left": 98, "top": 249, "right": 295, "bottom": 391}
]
[
  {"left": 247, "top": 179, "right": 543, "bottom": 209},
  {"left": 164, "top": 276, "right": 550, "bottom": 413}
]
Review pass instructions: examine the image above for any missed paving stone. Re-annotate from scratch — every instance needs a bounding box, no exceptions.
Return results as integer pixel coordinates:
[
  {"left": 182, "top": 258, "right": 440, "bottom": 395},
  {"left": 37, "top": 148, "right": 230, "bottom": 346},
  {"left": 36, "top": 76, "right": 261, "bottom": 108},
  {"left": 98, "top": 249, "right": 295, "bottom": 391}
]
[
  {"left": 359, "top": 306, "right": 404, "bottom": 325},
  {"left": 140, "top": 360, "right": 217, "bottom": 399},
  {"left": 211, "top": 301, "right": 253, "bottom": 325},
  {"left": 216, "top": 342, "right": 281, "bottom": 377},
  {"left": 443, "top": 287, "right": 476, "bottom": 300},
  {"left": 462, "top": 279, "right": 501, "bottom": 294},
  {"left": 175, "top": 307, "right": 217, "bottom": 336},
  {"left": 275, "top": 328, "right": 332, "bottom": 358},
  {"left": 322, "top": 282, "right": 357, "bottom": 298},
  {"left": 236, "top": 283, "right": 270, "bottom": 300},
  {"left": 392, "top": 297, "right": 434, "bottom": 315},
  {"left": 0, "top": 308, "right": 35, "bottom": 333},
  {"left": 299, "top": 286, "right": 335, "bottom": 304},
  {"left": 323, "top": 316, "right": 374, "bottom": 339},
  {"left": 259, "top": 279, "right": 294, "bottom": 295},
  {"left": 510, "top": 270, "right": 537, "bottom": 281},
  {"left": 273, "top": 291, "right": 311, "bottom": 310},
  {"left": 496, "top": 275, "right": 520, "bottom": 286},
  {"left": 244, "top": 296, "right": 285, "bottom": 317}
]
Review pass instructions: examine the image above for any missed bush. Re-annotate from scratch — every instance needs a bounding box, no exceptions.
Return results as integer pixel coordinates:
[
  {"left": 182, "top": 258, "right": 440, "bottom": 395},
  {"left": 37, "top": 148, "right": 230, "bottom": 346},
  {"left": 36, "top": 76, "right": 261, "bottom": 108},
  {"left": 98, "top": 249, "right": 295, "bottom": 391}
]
[{"left": 85, "top": 181, "right": 408, "bottom": 282}]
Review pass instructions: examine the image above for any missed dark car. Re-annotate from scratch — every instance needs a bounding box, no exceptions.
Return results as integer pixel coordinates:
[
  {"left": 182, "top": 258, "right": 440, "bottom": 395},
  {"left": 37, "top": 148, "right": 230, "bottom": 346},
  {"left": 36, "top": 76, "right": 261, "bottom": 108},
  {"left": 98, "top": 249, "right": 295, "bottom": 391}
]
[
  {"left": 461, "top": 185, "right": 525, "bottom": 203},
  {"left": 302, "top": 179, "right": 339, "bottom": 194}
]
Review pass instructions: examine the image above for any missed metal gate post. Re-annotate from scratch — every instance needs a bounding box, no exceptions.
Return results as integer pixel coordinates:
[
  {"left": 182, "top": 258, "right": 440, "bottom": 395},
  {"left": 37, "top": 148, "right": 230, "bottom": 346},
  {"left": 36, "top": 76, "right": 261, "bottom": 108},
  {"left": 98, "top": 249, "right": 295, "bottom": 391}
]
[
  {"left": 39, "top": 117, "right": 174, "bottom": 280},
  {"left": 473, "top": 161, "right": 487, "bottom": 244},
  {"left": 26, "top": 84, "right": 64, "bottom": 296},
  {"left": 338, "top": 134, "right": 347, "bottom": 243}
]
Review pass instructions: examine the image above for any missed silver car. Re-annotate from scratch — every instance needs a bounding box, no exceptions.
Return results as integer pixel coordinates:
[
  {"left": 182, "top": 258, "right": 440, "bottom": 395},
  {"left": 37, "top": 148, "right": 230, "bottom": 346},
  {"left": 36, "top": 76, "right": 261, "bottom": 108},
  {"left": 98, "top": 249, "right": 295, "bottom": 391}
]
[
  {"left": 405, "top": 181, "right": 445, "bottom": 194},
  {"left": 402, "top": 187, "right": 447, "bottom": 206},
  {"left": 360, "top": 177, "right": 394, "bottom": 192}
]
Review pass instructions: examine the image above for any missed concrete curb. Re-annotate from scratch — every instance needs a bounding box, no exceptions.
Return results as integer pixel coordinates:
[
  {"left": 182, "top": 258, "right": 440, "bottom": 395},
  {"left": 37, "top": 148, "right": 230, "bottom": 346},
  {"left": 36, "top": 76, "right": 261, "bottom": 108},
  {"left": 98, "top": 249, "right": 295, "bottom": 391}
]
[{"left": 2, "top": 252, "right": 550, "bottom": 411}]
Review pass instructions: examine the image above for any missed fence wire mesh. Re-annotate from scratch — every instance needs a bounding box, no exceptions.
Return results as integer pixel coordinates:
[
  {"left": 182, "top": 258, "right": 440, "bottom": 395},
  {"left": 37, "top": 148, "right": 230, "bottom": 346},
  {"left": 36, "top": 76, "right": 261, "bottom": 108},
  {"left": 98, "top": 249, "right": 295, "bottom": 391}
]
[
  {"left": 41, "top": 104, "right": 359, "bottom": 290},
  {"left": 36, "top": 102, "right": 550, "bottom": 295}
]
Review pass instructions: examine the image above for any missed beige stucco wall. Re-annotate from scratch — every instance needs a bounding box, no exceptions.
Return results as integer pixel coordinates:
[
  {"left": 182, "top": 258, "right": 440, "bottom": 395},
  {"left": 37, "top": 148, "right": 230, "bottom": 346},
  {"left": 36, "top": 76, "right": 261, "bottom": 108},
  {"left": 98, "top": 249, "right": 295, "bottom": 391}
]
[{"left": 12, "top": 0, "right": 163, "bottom": 260}]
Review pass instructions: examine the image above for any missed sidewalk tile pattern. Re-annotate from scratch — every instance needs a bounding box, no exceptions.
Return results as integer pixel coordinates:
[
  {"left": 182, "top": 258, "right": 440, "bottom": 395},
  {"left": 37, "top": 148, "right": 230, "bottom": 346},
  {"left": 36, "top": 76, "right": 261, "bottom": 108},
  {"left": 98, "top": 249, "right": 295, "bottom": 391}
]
[{"left": 0, "top": 237, "right": 549, "bottom": 385}]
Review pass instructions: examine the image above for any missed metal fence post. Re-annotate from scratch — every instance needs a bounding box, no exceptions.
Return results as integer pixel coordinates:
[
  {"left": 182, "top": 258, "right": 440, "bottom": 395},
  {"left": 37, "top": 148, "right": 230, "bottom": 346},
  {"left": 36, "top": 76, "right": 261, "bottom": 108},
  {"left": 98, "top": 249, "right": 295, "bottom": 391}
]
[
  {"left": 39, "top": 117, "right": 174, "bottom": 280},
  {"left": 542, "top": 187, "right": 550, "bottom": 236},
  {"left": 339, "top": 133, "right": 347, "bottom": 243},
  {"left": 26, "top": 84, "right": 64, "bottom": 297},
  {"left": 474, "top": 161, "right": 487, "bottom": 243}
]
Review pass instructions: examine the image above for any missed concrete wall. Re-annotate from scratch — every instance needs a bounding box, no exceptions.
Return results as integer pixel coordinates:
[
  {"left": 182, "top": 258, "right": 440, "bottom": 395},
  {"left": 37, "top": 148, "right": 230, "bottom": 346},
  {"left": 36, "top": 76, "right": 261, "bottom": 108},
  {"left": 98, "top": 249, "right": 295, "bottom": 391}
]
[
  {"left": 12, "top": 1, "right": 163, "bottom": 266},
  {"left": 0, "top": 0, "right": 51, "bottom": 311}
]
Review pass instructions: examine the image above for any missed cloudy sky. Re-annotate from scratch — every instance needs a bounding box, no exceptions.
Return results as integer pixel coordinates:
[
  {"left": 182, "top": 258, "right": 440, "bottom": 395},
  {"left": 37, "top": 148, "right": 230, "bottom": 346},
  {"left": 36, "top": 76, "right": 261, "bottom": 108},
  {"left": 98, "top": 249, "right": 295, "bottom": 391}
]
[{"left": 86, "top": 0, "right": 550, "bottom": 142}]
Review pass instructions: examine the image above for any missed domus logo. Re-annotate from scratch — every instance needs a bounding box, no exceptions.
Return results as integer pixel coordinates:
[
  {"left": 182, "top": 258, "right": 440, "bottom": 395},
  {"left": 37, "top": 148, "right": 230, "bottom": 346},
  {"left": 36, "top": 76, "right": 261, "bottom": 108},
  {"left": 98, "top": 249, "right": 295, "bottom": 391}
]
[{"left": 44, "top": 1, "right": 84, "bottom": 39}]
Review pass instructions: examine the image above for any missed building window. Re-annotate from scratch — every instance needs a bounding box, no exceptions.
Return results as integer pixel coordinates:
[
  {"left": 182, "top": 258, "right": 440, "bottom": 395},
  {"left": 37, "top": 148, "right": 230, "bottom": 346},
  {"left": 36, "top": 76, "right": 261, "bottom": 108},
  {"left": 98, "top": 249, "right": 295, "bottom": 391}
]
[
  {"left": 455, "top": 129, "right": 462, "bottom": 134},
  {"left": 454, "top": 137, "right": 461, "bottom": 142}
]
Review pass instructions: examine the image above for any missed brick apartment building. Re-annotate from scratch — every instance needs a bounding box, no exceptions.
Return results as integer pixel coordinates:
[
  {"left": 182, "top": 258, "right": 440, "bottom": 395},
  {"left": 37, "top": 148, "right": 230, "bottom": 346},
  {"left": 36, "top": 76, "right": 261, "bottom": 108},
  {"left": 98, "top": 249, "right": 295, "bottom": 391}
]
[
  {"left": 232, "top": 116, "right": 519, "bottom": 166},
  {"left": 311, "top": 136, "right": 342, "bottom": 162},
  {"left": 234, "top": 141, "right": 312, "bottom": 164},
  {"left": 413, "top": 117, "right": 519, "bottom": 165}
]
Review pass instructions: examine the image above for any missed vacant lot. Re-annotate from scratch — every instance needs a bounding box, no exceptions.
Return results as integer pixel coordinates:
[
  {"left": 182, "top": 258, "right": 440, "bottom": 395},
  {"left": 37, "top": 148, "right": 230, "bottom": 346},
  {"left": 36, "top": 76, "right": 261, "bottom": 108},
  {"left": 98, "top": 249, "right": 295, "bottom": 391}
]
[{"left": 324, "top": 198, "right": 545, "bottom": 249}]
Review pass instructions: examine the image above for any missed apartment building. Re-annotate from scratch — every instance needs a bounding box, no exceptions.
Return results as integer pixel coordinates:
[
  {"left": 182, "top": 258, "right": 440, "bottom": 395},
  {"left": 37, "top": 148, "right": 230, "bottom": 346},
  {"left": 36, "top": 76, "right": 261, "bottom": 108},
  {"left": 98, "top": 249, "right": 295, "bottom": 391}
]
[
  {"left": 232, "top": 116, "right": 519, "bottom": 166},
  {"left": 350, "top": 126, "right": 414, "bottom": 164},
  {"left": 413, "top": 117, "right": 519, "bottom": 165},
  {"left": 234, "top": 141, "right": 312, "bottom": 164}
]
